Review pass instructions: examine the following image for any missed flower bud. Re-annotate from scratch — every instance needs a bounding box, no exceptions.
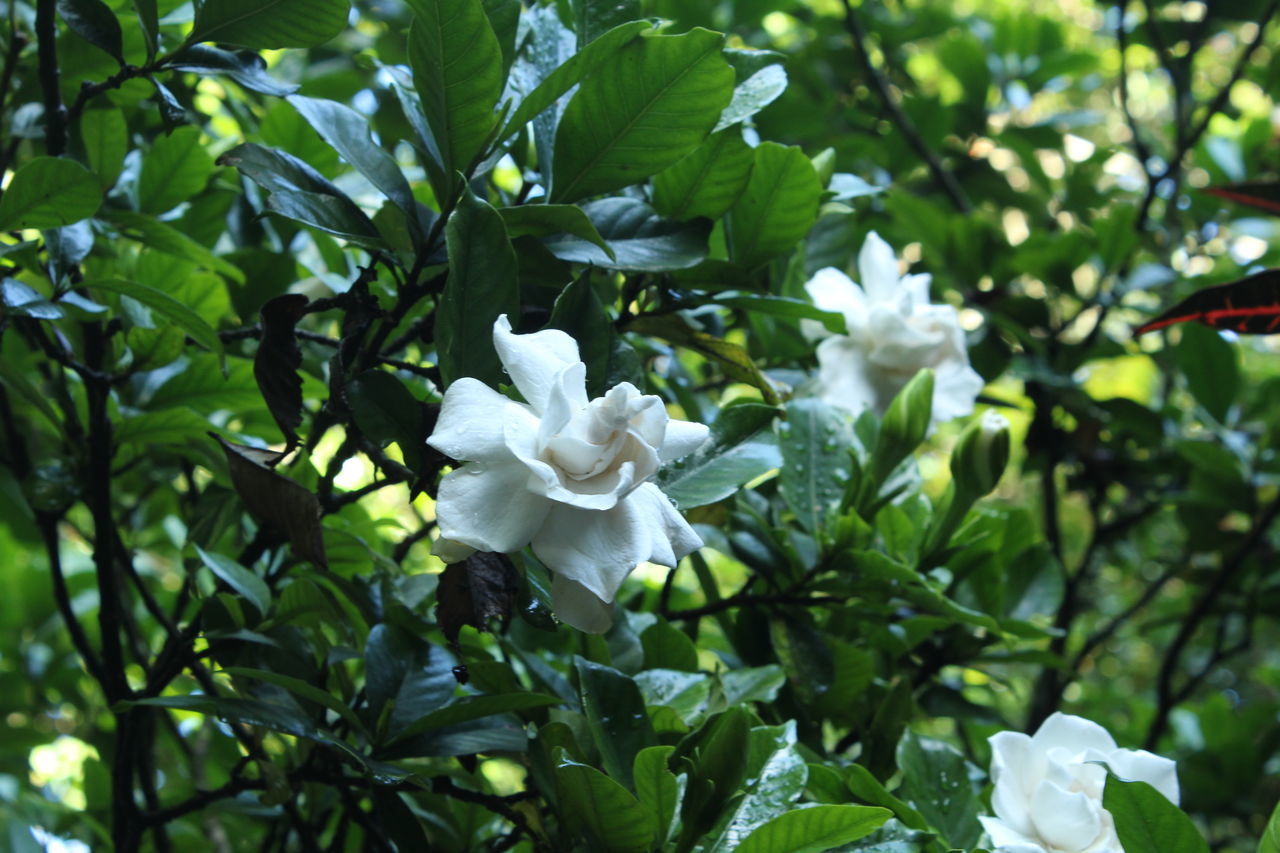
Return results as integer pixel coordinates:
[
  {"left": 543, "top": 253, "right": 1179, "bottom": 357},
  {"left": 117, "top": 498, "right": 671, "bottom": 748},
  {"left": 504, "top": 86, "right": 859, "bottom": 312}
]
[
  {"left": 872, "top": 368, "right": 934, "bottom": 485},
  {"left": 950, "top": 409, "right": 1010, "bottom": 497}
]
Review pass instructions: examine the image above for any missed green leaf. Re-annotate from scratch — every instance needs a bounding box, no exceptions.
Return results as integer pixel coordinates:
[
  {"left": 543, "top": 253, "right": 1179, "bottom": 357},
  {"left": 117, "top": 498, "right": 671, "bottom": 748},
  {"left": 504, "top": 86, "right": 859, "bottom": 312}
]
[
  {"left": 551, "top": 28, "right": 735, "bottom": 202},
  {"left": 843, "top": 764, "right": 930, "bottom": 831},
  {"left": 86, "top": 278, "right": 226, "bottom": 369},
  {"left": 727, "top": 142, "right": 822, "bottom": 268},
  {"left": 266, "top": 191, "right": 388, "bottom": 248},
  {"left": 220, "top": 666, "right": 367, "bottom": 735},
  {"left": 167, "top": 45, "right": 300, "bottom": 97},
  {"left": 628, "top": 313, "right": 784, "bottom": 404},
  {"left": 498, "top": 20, "right": 651, "bottom": 142},
  {"left": 407, "top": 0, "right": 504, "bottom": 176},
  {"left": 1260, "top": 798, "right": 1280, "bottom": 853},
  {"left": 652, "top": 128, "right": 755, "bottom": 221},
  {"left": 133, "top": 0, "right": 158, "bottom": 58},
  {"left": 58, "top": 0, "right": 124, "bottom": 63},
  {"left": 707, "top": 722, "right": 809, "bottom": 851},
  {"left": 138, "top": 126, "right": 217, "bottom": 214},
  {"left": 555, "top": 751, "right": 658, "bottom": 853},
  {"left": 674, "top": 705, "right": 751, "bottom": 843},
  {"left": 544, "top": 198, "right": 711, "bottom": 271},
  {"left": 114, "top": 407, "right": 210, "bottom": 449},
  {"left": 346, "top": 370, "right": 426, "bottom": 473},
  {"left": 0, "top": 158, "right": 101, "bottom": 230},
  {"left": 657, "top": 402, "right": 780, "bottom": 509},
  {"left": 633, "top": 745, "right": 685, "bottom": 847},
  {"left": 145, "top": 356, "right": 261, "bottom": 413},
  {"left": 1175, "top": 323, "right": 1238, "bottom": 423},
  {"left": 575, "top": 656, "right": 657, "bottom": 791},
  {"left": 386, "top": 693, "right": 563, "bottom": 746},
  {"left": 482, "top": 0, "right": 520, "bottom": 77},
  {"left": 735, "top": 805, "right": 891, "bottom": 853},
  {"left": 287, "top": 96, "right": 419, "bottom": 226},
  {"left": 188, "top": 0, "right": 349, "bottom": 49},
  {"left": 1, "top": 279, "right": 62, "bottom": 320},
  {"left": 102, "top": 210, "right": 246, "bottom": 283},
  {"left": 896, "top": 731, "right": 981, "bottom": 849},
  {"left": 434, "top": 189, "right": 520, "bottom": 387},
  {"left": 707, "top": 291, "right": 845, "bottom": 333},
  {"left": 547, "top": 272, "right": 616, "bottom": 397},
  {"left": 1104, "top": 777, "right": 1209, "bottom": 853},
  {"left": 572, "top": 0, "right": 640, "bottom": 47},
  {"left": 640, "top": 619, "right": 699, "bottom": 672},
  {"left": 499, "top": 204, "right": 615, "bottom": 260},
  {"left": 714, "top": 63, "right": 788, "bottom": 132},
  {"left": 778, "top": 399, "right": 855, "bottom": 532},
  {"left": 80, "top": 109, "right": 127, "bottom": 187},
  {"left": 194, "top": 546, "right": 272, "bottom": 616}
]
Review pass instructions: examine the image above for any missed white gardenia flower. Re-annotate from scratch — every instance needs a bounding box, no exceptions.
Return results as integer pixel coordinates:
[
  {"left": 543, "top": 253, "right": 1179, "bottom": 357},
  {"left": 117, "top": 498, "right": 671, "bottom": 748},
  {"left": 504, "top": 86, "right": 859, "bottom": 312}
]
[
  {"left": 804, "top": 231, "right": 984, "bottom": 424},
  {"left": 981, "top": 712, "right": 1180, "bottom": 853},
  {"left": 426, "top": 315, "right": 709, "bottom": 633}
]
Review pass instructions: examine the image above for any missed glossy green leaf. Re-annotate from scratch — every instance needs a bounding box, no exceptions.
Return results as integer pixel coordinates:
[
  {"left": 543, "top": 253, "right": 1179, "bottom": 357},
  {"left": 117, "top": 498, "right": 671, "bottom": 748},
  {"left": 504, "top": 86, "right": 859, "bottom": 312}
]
[
  {"left": 80, "top": 109, "right": 127, "bottom": 187},
  {"left": 133, "top": 0, "right": 158, "bottom": 58},
  {"left": 544, "top": 198, "right": 711, "bottom": 271},
  {"left": 0, "top": 158, "right": 101, "bottom": 231},
  {"left": 707, "top": 722, "right": 809, "bottom": 851},
  {"left": 85, "top": 278, "right": 226, "bottom": 369},
  {"left": 1259, "top": 799, "right": 1280, "bottom": 853},
  {"left": 1104, "top": 777, "right": 1209, "bottom": 853},
  {"left": 1175, "top": 323, "right": 1238, "bottom": 423},
  {"left": 1, "top": 279, "right": 62, "bottom": 320},
  {"left": 103, "top": 210, "right": 246, "bottom": 283},
  {"left": 346, "top": 370, "right": 425, "bottom": 473},
  {"left": 138, "top": 127, "right": 217, "bottom": 214},
  {"left": 633, "top": 745, "right": 685, "bottom": 847},
  {"left": 188, "top": 0, "right": 349, "bottom": 49},
  {"left": 551, "top": 28, "right": 734, "bottom": 202},
  {"left": 386, "top": 693, "right": 563, "bottom": 746},
  {"left": 58, "top": 0, "right": 124, "bottom": 63},
  {"left": 194, "top": 546, "right": 271, "bottom": 616},
  {"left": 640, "top": 619, "right": 699, "bottom": 672},
  {"left": 778, "top": 399, "right": 854, "bottom": 532},
  {"left": 434, "top": 189, "right": 520, "bottom": 387},
  {"left": 714, "top": 63, "right": 788, "bottom": 132},
  {"left": 555, "top": 751, "right": 658, "bottom": 852},
  {"left": 500, "top": 204, "right": 615, "bottom": 259},
  {"left": 220, "top": 666, "right": 366, "bottom": 735},
  {"left": 657, "top": 402, "right": 780, "bottom": 509},
  {"left": 498, "top": 20, "right": 651, "bottom": 142},
  {"left": 653, "top": 129, "right": 755, "bottom": 221},
  {"left": 168, "top": 45, "right": 300, "bottom": 97},
  {"left": 843, "top": 764, "right": 929, "bottom": 831},
  {"left": 572, "top": 0, "right": 640, "bottom": 47},
  {"left": 575, "top": 656, "right": 656, "bottom": 791},
  {"left": 407, "top": 0, "right": 504, "bottom": 176},
  {"left": 734, "top": 805, "right": 891, "bottom": 853},
  {"left": 727, "top": 142, "right": 821, "bottom": 268},
  {"left": 896, "top": 731, "right": 982, "bottom": 848},
  {"left": 546, "top": 272, "right": 616, "bottom": 397},
  {"left": 266, "top": 191, "right": 388, "bottom": 248},
  {"left": 708, "top": 291, "right": 845, "bottom": 334}
]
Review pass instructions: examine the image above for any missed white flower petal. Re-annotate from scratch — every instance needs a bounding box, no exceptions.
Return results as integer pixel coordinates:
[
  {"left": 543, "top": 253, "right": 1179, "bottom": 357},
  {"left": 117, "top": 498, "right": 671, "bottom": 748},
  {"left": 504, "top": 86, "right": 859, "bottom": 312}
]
[
  {"left": 1106, "top": 748, "right": 1180, "bottom": 805},
  {"left": 804, "top": 267, "right": 866, "bottom": 335},
  {"left": 535, "top": 362, "right": 587, "bottom": 449},
  {"left": 492, "top": 314, "right": 584, "bottom": 413},
  {"left": 857, "top": 231, "right": 901, "bottom": 305},
  {"left": 989, "top": 732, "right": 1043, "bottom": 838},
  {"left": 1030, "top": 779, "right": 1104, "bottom": 852},
  {"left": 551, "top": 574, "right": 615, "bottom": 634},
  {"left": 1032, "top": 712, "right": 1118, "bottom": 757},
  {"left": 659, "top": 418, "right": 710, "bottom": 462},
  {"left": 979, "top": 815, "right": 1049, "bottom": 853},
  {"left": 431, "top": 537, "right": 476, "bottom": 563},
  {"left": 932, "top": 360, "right": 985, "bottom": 422},
  {"left": 531, "top": 483, "right": 701, "bottom": 603},
  {"left": 812, "top": 336, "right": 879, "bottom": 415},
  {"left": 902, "top": 272, "right": 933, "bottom": 308},
  {"left": 435, "top": 461, "right": 551, "bottom": 553},
  {"left": 427, "top": 378, "right": 518, "bottom": 463}
]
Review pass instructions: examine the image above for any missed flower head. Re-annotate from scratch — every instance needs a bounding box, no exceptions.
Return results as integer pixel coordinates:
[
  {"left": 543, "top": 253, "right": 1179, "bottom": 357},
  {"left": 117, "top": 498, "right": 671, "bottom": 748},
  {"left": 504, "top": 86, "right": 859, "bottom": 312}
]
[
  {"left": 426, "top": 316, "right": 708, "bottom": 632},
  {"left": 981, "top": 712, "right": 1180, "bottom": 853},
  {"left": 804, "top": 232, "right": 984, "bottom": 424}
]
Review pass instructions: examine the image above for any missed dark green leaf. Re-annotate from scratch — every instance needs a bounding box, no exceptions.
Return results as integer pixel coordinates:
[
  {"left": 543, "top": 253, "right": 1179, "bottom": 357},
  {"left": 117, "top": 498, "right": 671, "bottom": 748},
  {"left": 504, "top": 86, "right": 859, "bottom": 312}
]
[
  {"left": 168, "top": 45, "right": 300, "bottom": 96},
  {"left": 707, "top": 291, "right": 845, "bottom": 333},
  {"left": 1, "top": 279, "right": 62, "bottom": 320},
  {"left": 80, "top": 109, "right": 127, "bottom": 187},
  {"left": 138, "top": 126, "right": 217, "bottom": 214},
  {"left": 633, "top": 745, "right": 684, "bottom": 847},
  {"left": 220, "top": 666, "right": 366, "bottom": 734},
  {"left": 387, "top": 692, "right": 562, "bottom": 746},
  {"left": 555, "top": 751, "right": 658, "bottom": 852},
  {"left": 575, "top": 656, "right": 656, "bottom": 791},
  {"left": 0, "top": 158, "right": 101, "bottom": 230},
  {"left": 499, "top": 204, "right": 615, "bottom": 259},
  {"left": 266, "top": 190, "right": 388, "bottom": 248},
  {"left": 551, "top": 28, "right": 735, "bottom": 202},
  {"left": 545, "top": 198, "right": 711, "bottom": 270},
  {"left": 407, "top": 0, "right": 504, "bottom": 176},
  {"left": 653, "top": 129, "right": 754, "bottom": 221},
  {"left": 657, "top": 402, "right": 780, "bottom": 509},
  {"left": 346, "top": 370, "right": 426, "bottom": 473},
  {"left": 58, "top": 0, "right": 124, "bottom": 63},
  {"left": 706, "top": 723, "right": 808, "bottom": 851},
  {"left": 896, "top": 731, "right": 981, "bottom": 848},
  {"left": 547, "top": 272, "right": 615, "bottom": 397},
  {"left": 727, "top": 142, "right": 821, "bottom": 268},
  {"left": 572, "top": 0, "right": 640, "bottom": 47},
  {"left": 434, "top": 189, "right": 520, "bottom": 387},
  {"left": 188, "top": 0, "right": 349, "bottom": 49},
  {"left": 194, "top": 546, "right": 272, "bottom": 616},
  {"left": 778, "top": 399, "right": 854, "bottom": 532},
  {"left": 86, "top": 278, "right": 226, "bottom": 369},
  {"left": 640, "top": 619, "right": 699, "bottom": 672},
  {"left": 1104, "top": 776, "right": 1208, "bottom": 853},
  {"left": 735, "top": 805, "right": 891, "bottom": 853},
  {"left": 1174, "top": 322, "right": 1239, "bottom": 423},
  {"left": 102, "top": 210, "right": 246, "bottom": 283}
]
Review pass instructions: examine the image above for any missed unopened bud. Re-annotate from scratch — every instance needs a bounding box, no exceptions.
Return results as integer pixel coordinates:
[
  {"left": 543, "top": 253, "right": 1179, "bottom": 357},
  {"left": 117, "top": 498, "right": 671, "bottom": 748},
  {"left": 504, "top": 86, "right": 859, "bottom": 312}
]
[{"left": 951, "top": 409, "right": 1010, "bottom": 497}]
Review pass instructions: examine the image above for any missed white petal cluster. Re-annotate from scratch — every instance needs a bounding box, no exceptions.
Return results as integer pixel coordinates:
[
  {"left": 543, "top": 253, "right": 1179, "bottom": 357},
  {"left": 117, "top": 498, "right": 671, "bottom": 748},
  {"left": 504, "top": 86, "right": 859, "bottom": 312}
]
[
  {"left": 804, "top": 232, "right": 984, "bottom": 424},
  {"left": 981, "top": 713, "right": 1180, "bottom": 853},
  {"left": 426, "top": 316, "right": 708, "bottom": 633}
]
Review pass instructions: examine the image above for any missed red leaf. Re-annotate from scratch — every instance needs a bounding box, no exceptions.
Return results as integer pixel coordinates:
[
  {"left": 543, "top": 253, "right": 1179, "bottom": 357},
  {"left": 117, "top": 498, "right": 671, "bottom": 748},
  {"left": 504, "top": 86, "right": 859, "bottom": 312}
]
[
  {"left": 1134, "top": 269, "right": 1280, "bottom": 336},
  {"left": 1202, "top": 181, "right": 1280, "bottom": 216}
]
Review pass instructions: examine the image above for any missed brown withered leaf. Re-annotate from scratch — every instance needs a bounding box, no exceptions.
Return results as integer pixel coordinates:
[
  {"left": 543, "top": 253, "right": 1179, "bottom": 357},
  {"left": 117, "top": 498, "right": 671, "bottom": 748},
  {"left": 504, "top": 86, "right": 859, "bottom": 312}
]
[
  {"left": 212, "top": 433, "right": 327, "bottom": 569},
  {"left": 435, "top": 552, "right": 518, "bottom": 644},
  {"left": 254, "top": 294, "right": 310, "bottom": 451}
]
